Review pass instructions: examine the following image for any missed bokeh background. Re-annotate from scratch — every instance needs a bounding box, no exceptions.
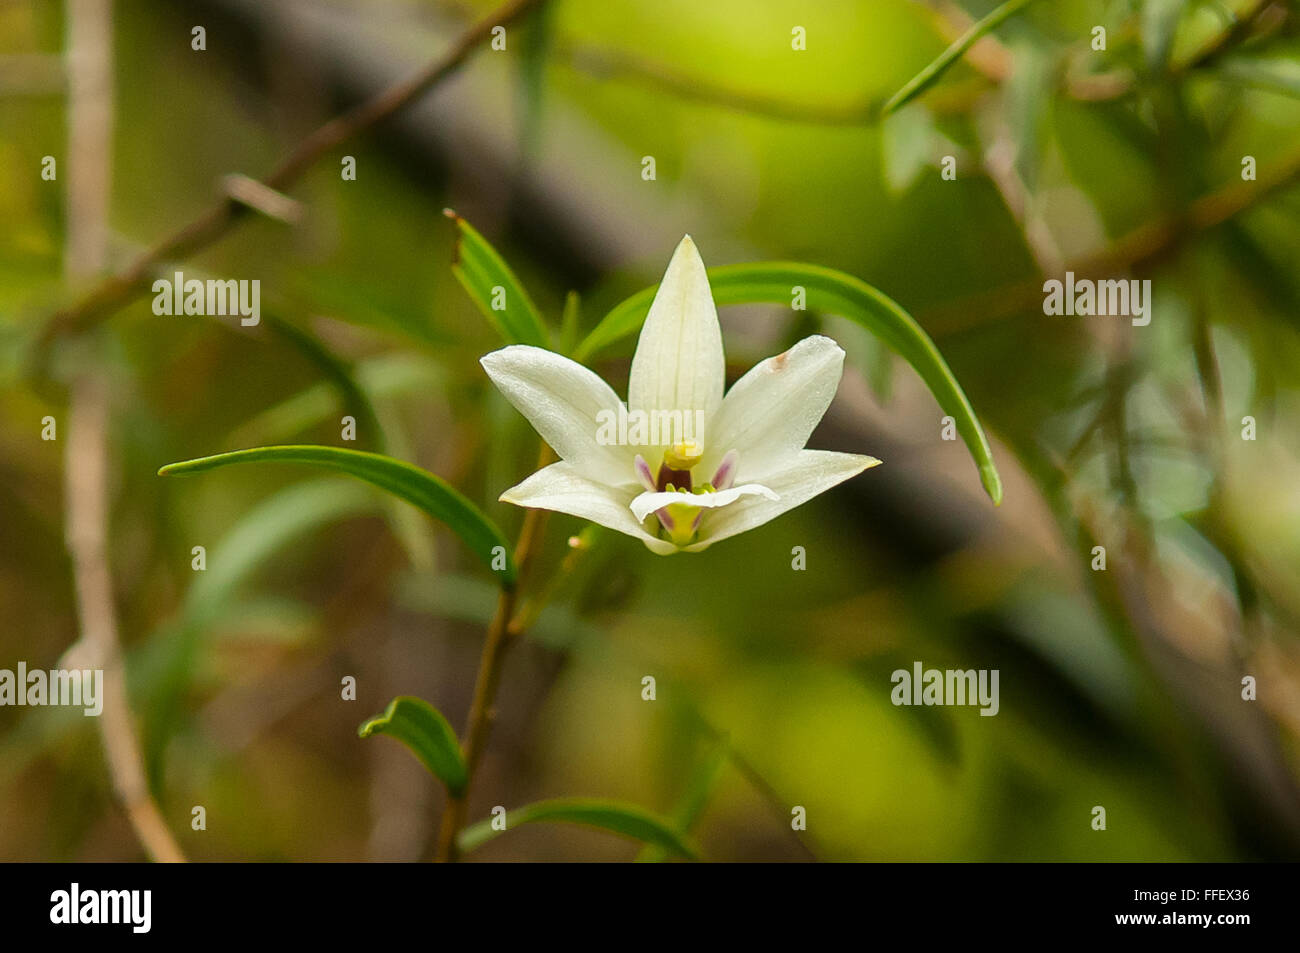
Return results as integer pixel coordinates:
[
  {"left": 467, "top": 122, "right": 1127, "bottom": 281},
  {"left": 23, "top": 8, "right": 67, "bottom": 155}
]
[{"left": 3, "top": 0, "right": 1300, "bottom": 861}]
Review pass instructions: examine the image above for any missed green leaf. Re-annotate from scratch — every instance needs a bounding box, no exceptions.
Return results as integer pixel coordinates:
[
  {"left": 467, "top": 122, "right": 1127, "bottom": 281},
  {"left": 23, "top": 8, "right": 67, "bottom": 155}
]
[
  {"left": 358, "top": 696, "right": 467, "bottom": 794},
  {"left": 575, "top": 262, "right": 1002, "bottom": 505},
  {"left": 880, "top": 104, "right": 934, "bottom": 195},
  {"left": 882, "top": 0, "right": 1041, "bottom": 117},
  {"left": 1142, "top": 0, "right": 1186, "bottom": 72},
  {"left": 445, "top": 210, "right": 549, "bottom": 348},
  {"left": 457, "top": 798, "right": 698, "bottom": 859},
  {"left": 637, "top": 740, "right": 728, "bottom": 863},
  {"left": 262, "top": 314, "right": 386, "bottom": 453},
  {"left": 1216, "top": 55, "right": 1300, "bottom": 99},
  {"left": 158, "top": 445, "right": 517, "bottom": 584}
]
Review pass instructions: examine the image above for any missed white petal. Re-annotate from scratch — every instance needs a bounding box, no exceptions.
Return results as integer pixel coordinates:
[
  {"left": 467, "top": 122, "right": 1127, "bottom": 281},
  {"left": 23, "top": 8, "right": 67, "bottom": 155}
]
[
  {"left": 627, "top": 236, "right": 725, "bottom": 441},
  {"left": 500, "top": 461, "right": 677, "bottom": 555},
  {"left": 628, "top": 483, "right": 778, "bottom": 523},
  {"left": 705, "top": 335, "right": 846, "bottom": 476},
  {"left": 482, "top": 345, "right": 633, "bottom": 488},
  {"left": 684, "top": 450, "right": 880, "bottom": 551}
]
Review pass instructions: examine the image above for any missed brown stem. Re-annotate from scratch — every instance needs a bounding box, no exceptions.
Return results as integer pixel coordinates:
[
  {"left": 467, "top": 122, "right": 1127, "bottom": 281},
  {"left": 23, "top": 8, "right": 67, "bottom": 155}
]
[
  {"left": 66, "top": 376, "right": 187, "bottom": 863},
  {"left": 434, "top": 445, "right": 553, "bottom": 861}
]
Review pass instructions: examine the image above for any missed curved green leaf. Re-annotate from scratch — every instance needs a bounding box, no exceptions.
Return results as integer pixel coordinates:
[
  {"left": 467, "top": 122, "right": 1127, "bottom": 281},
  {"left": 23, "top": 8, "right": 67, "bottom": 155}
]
[
  {"left": 882, "top": 0, "right": 1041, "bottom": 116},
  {"left": 446, "top": 210, "right": 549, "bottom": 348},
  {"left": 359, "top": 696, "right": 467, "bottom": 794},
  {"left": 576, "top": 262, "right": 1002, "bottom": 504},
  {"left": 158, "top": 445, "right": 517, "bottom": 584},
  {"left": 457, "top": 797, "right": 698, "bottom": 859}
]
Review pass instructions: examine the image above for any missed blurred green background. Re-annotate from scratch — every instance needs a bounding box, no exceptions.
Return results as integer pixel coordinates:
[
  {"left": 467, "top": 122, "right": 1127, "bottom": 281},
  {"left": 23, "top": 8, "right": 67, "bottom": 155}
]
[{"left": 3, "top": 0, "right": 1300, "bottom": 861}]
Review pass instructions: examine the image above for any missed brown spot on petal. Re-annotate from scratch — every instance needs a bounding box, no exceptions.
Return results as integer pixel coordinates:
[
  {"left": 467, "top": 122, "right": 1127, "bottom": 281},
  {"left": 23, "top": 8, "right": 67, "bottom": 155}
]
[{"left": 772, "top": 349, "right": 790, "bottom": 370}]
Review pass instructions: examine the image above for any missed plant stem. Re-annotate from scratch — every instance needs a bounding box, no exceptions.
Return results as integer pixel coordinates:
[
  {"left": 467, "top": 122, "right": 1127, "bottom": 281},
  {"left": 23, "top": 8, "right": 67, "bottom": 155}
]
[{"left": 434, "top": 445, "right": 553, "bottom": 861}]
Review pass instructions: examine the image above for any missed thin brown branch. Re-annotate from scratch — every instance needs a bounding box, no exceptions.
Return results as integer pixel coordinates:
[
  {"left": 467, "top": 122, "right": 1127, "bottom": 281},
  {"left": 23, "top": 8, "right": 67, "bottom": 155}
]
[
  {"left": 66, "top": 376, "right": 187, "bottom": 863},
  {"left": 61, "top": 0, "right": 186, "bottom": 864},
  {"left": 923, "top": 141, "right": 1300, "bottom": 336},
  {"left": 35, "top": 0, "right": 547, "bottom": 355},
  {"left": 434, "top": 443, "right": 554, "bottom": 862}
]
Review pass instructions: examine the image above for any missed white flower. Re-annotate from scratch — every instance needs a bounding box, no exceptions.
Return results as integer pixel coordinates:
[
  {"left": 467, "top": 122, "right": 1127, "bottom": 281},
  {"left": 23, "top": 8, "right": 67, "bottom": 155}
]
[{"left": 480, "top": 236, "right": 881, "bottom": 554}]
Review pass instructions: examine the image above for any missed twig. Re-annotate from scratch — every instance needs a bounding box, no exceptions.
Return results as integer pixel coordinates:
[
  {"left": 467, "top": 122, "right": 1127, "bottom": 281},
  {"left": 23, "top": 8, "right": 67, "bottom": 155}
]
[
  {"left": 67, "top": 376, "right": 187, "bottom": 863},
  {"left": 61, "top": 0, "right": 187, "bottom": 864},
  {"left": 922, "top": 141, "right": 1300, "bottom": 336},
  {"left": 35, "top": 0, "right": 548, "bottom": 354}
]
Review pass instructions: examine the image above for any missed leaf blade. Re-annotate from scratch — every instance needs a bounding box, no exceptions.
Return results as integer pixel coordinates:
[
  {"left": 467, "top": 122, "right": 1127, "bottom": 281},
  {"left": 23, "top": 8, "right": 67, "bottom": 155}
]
[
  {"left": 882, "top": 0, "right": 1041, "bottom": 117},
  {"left": 446, "top": 210, "right": 550, "bottom": 348},
  {"left": 576, "top": 262, "right": 1002, "bottom": 504},
  {"left": 457, "top": 797, "right": 698, "bottom": 859},
  {"left": 358, "top": 696, "right": 467, "bottom": 794},
  {"left": 158, "top": 445, "right": 517, "bottom": 584}
]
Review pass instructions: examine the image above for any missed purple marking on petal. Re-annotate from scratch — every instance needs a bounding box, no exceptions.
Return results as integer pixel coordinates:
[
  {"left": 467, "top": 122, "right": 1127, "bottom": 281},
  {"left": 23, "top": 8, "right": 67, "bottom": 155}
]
[
  {"left": 690, "top": 509, "right": 704, "bottom": 532},
  {"left": 712, "top": 450, "right": 738, "bottom": 490},
  {"left": 655, "top": 507, "right": 675, "bottom": 532},
  {"left": 634, "top": 454, "right": 656, "bottom": 491}
]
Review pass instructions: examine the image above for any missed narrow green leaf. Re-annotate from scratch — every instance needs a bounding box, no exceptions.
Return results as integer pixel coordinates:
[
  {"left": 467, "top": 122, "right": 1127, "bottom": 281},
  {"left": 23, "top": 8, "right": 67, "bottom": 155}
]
[
  {"left": 637, "top": 740, "right": 728, "bottom": 863},
  {"left": 358, "top": 696, "right": 467, "bottom": 794},
  {"left": 575, "top": 262, "right": 1002, "bottom": 505},
  {"left": 882, "top": 0, "right": 1041, "bottom": 117},
  {"left": 158, "top": 445, "right": 517, "bottom": 584},
  {"left": 559, "top": 289, "right": 582, "bottom": 355},
  {"left": 1142, "top": 0, "right": 1186, "bottom": 72},
  {"left": 262, "top": 314, "right": 387, "bottom": 453},
  {"left": 457, "top": 797, "right": 698, "bottom": 859},
  {"left": 445, "top": 210, "right": 549, "bottom": 348}
]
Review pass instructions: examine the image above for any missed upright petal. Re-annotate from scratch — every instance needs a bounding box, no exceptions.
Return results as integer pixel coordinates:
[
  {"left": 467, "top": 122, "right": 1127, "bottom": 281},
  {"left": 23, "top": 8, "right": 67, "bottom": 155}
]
[
  {"left": 482, "top": 345, "right": 634, "bottom": 488},
  {"left": 705, "top": 335, "right": 846, "bottom": 477},
  {"left": 684, "top": 449, "right": 880, "bottom": 551},
  {"left": 627, "top": 236, "right": 725, "bottom": 437},
  {"left": 500, "top": 461, "right": 677, "bottom": 555}
]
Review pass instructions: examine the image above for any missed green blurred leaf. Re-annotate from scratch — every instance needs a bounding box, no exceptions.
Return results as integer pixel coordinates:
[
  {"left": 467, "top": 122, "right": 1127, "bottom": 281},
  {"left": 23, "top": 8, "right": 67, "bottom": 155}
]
[
  {"left": 880, "top": 103, "right": 934, "bottom": 195},
  {"left": 358, "top": 696, "right": 467, "bottom": 794},
  {"left": 137, "top": 478, "right": 383, "bottom": 784},
  {"left": 577, "top": 262, "right": 1003, "bottom": 504},
  {"left": 457, "top": 798, "right": 698, "bottom": 859},
  {"left": 882, "top": 0, "right": 1041, "bottom": 117},
  {"left": 1216, "top": 54, "right": 1300, "bottom": 99},
  {"left": 1142, "top": 0, "right": 1186, "bottom": 71},
  {"left": 158, "top": 445, "right": 517, "bottom": 585},
  {"left": 559, "top": 289, "right": 582, "bottom": 355},
  {"left": 262, "top": 314, "right": 386, "bottom": 453},
  {"left": 445, "top": 211, "right": 549, "bottom": 348},
  {"left": 637, "top": 739, "right": 727, "bottom": 862}
]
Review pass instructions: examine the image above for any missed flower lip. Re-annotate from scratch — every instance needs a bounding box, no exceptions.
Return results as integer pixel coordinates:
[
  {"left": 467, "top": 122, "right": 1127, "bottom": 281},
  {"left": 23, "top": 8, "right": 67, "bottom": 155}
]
[{"left": 629, "top": 483, "right": 779, "bottom": 523}]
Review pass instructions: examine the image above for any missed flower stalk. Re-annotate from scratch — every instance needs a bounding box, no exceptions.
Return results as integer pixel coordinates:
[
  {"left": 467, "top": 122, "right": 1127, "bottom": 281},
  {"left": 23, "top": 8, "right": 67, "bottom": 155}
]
[{"left": 434, "top": 444, "right": 553, "bottom": 862}]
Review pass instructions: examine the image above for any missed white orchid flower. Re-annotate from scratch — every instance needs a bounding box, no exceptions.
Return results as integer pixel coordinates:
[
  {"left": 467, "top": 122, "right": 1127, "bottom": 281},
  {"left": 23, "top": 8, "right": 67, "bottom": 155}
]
[{"left": 480, "top": 236, "right": 881, "bottom": 554}]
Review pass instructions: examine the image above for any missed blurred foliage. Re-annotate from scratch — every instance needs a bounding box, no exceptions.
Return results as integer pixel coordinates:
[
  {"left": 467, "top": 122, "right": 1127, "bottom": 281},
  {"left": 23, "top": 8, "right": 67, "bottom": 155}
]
[{"left": 2, "top": 0, "right": 1300, "bottom": 861}]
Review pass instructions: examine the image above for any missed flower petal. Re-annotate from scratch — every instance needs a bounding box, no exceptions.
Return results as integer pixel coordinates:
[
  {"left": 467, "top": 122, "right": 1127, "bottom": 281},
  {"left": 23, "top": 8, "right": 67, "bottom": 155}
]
[
  {"left": 684, "top": 450, "right": 880, "bottom": 551},
  {"left": 500, "top": 461, "right": 677, "bottom": 554},
  {"left": 627, "top": 236, "right": 725, "bottom": 440},
  {"left": 705, "top": 335, "right": 846, "bottom": 476},
  {"left": 481, "top": 345, "right": 633, "bottom": 487},
  {"left": 628, "top": 482, "right": 778, "bottom": 523}
]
